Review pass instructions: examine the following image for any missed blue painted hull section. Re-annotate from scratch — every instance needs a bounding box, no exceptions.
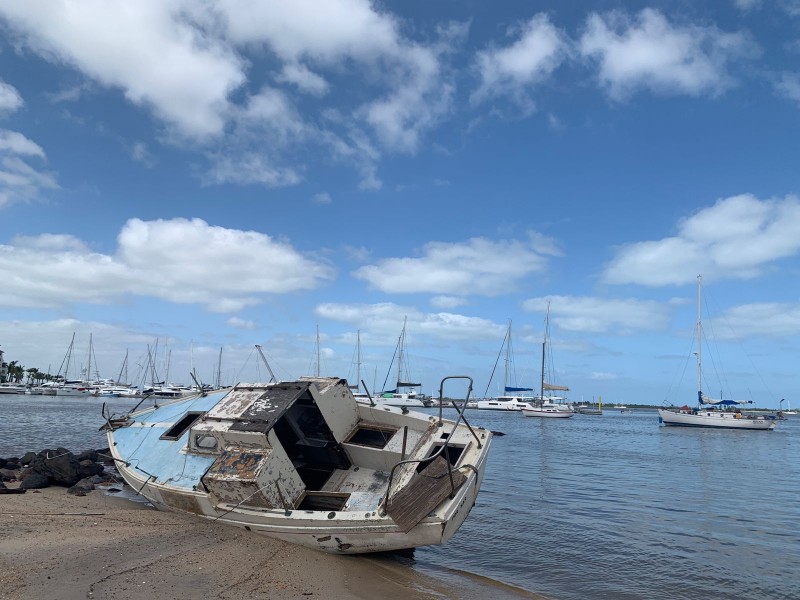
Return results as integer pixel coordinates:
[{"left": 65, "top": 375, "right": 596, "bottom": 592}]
[{"left": 111, "top": 393, "right": 225, "bottom": 490}]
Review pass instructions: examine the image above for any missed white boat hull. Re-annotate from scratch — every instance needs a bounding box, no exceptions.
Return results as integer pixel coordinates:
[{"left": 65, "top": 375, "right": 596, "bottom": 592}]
[
  {"left": 106, "top": 378, "right": 492, "bottom": 554},
  {"left": 476, "top": 396, "right": 532, "bottom": 411},
  {"left": 658, "top": 408, "right": 775, "bottom": 430},
  {"left": 522, "top": 407, "right": 574, "bottom": 418}
]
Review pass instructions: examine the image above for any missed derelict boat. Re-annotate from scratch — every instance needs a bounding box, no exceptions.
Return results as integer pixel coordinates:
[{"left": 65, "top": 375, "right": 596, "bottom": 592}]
[{"left": 104, "top": 376, "right": 492, "bottom": 554}]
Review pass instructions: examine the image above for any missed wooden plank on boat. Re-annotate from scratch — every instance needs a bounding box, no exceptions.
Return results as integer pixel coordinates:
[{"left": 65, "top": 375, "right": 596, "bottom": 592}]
[{"left": 386, "top": 456, "right": 466, "bottom": 533}]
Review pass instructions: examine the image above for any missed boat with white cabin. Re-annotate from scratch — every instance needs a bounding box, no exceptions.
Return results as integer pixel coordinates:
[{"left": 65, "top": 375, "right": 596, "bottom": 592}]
[
  {"left": 477, "top": 321, "right": 536, "bottom": 411},
  {"left": 522, "top": 304, "right": 574, "bottom": 419},
  {"left": 104, "top": 376, "right": 492, "bottom": 554},
  {"left": 658, "top": 275, "right": 776, "bottom": 431}
]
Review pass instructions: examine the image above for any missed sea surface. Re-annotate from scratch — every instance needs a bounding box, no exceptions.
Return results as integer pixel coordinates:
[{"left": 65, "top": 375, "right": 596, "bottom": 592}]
[{"left": 1, "top": 395, "right": 798, "bottom": 600}]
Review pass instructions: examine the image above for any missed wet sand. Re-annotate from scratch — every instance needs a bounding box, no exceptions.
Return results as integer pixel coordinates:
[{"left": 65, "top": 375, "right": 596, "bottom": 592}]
[{"left": 0, "top": 486, "right": 541, "bottom": 600}]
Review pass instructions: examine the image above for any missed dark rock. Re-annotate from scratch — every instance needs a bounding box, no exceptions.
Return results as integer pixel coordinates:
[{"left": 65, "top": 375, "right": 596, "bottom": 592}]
[
  {"left": 76, "top": 449, "right": 98, "bottom": 463},
  {"left": 78, "top": 460, "right": 105, "bottom": 478},
  {"left": 19, "top": 451, "right": 38, "bottom": 465},
  {"left": 0, "top": 458, "right": 6, "bottom": 468},
  {"left": 68, "top": 476, "right": 96, "bottom": 495},
  {"left": 4, "top": 462, "right": 21, "bottom": 471},
  {"left": 31, "top": 452, "right": 83, "bottom": 487},
  {"left": 19, "top": 473, "right": 50, "bottom": 489},
  {"left": 0, "top": 468, "right": 18, "bottom": 481}
]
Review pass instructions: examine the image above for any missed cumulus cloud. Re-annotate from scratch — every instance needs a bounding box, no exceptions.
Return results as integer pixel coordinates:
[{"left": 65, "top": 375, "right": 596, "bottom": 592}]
[
  {"left": 353, "top": 233, "right": 562, "bottom": 296},
  {"left": 0, "top": 218, "right": 335, "bottom": 311},
  {"left": 602, "top": 194, "right": 800, "bottom": 286},
  {"left": 0, "top": 80, "right": 24, "bottom": 114},
  {"left": 522, "top": 295, "right": 671, "bottom": 334},
  {"left": 710, "top": 302, "right": 800, "bottom": 338},
  {"left": 0, "top": 85, "right": 59, "bottom": 208},
  {"left": 471, "top": 14, "right": 569, "bottom": 111},
  {"left": 0, "top": 1, "right": 246, "bottom": 140},
  {"left": 316, "top": 302, "right": 506, "bottom": 344},
  {"left": 579, "top": 8, "right": 757, "bottom": 100},
  {"left": 774, "top": 72, "right": 800, "bottom": 104},
  {"left": 0, "top": 1, "right": 458, "bottom": 188}
]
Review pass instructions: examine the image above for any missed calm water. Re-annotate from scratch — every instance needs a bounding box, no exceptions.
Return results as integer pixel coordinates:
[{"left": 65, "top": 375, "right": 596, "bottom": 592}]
[{"left": 1, "top": 395, "right": 798, "bottom": 600}]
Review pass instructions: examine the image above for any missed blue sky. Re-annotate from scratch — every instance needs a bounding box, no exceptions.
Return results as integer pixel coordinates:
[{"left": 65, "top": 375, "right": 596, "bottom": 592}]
[{"left": 1, "top": 1, "right": 799, "bottom": 408}]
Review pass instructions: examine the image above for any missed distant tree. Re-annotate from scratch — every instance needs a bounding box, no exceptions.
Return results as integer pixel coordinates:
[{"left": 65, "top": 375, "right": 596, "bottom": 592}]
[{"left": 8, "top": 361, "right": 24, "bottom": 383}]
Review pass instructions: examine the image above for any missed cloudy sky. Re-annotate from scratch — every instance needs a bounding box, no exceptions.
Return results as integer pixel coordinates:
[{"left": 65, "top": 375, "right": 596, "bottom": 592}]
[{"left": 1, "top": 1, "right": 799, "bottom": 408}]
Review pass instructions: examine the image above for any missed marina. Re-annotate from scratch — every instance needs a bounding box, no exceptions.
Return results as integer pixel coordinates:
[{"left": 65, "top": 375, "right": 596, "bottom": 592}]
[{"left": 1, "top": 392, "right": 797, "bottom": 599}]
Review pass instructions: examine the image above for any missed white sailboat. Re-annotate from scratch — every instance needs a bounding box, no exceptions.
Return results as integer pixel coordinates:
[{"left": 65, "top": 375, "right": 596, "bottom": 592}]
[
  {"left": 375, "top": 318, "right": 431, "bottom": 408},
  {"left": 477, "top": 321, "right": 536, "bottom": 411},
  {"left": 523, "top": 305, "right": 574, "bottom": 419},
  {"left": 658, "top": 275, "right": 776, "bottom": 430}
]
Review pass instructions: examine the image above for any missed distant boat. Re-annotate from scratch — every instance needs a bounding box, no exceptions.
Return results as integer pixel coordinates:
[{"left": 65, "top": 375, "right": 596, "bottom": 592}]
[
  {"left": 477, "top": 320, "right": 535, "bottom": 411},
  {"left": 577, "top": 396, "right": 603, "bottom": 415},
  {"left": 779, "top": 399, "right": 797, "bottom": 416},
  {"left": 658, "top": 275, "right": 776, "bottom": 431},
  {"left": 375, "top": 318, "right": 432, "bottom": 408},
  {"left": 0, "top": 383, "right": 28, "bottom": 394},
  {"left": 522, "top": 304, "right": 574, "bottom": 419}
]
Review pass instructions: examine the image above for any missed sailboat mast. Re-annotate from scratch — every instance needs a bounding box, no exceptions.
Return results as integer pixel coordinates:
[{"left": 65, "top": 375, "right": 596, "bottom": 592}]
[
  {"left": 697, "top": 274, "right": 702, "bottom": 404},
  {"left": 540, "top": 305, "right": 549, "bottom": 399},
  {"left": 356, "top": 330, "right": 361, "bottom": 391},
  {"left": 504, "top": 321, "right": 511, "bottom": 394},
  {"left": 396, "top": 317, "right": 407, "bottom": 388},
  {"left": 216, "top": 346, "right": 223, "bottom": 389},
  {"left": 316, "top": 325, "right": 320, "bottom": 377}
]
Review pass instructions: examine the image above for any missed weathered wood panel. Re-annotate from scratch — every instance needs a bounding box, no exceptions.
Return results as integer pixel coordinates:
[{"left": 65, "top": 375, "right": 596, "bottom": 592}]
[{"left": 386, "top": 456, "right": 466, "bottom": 533}]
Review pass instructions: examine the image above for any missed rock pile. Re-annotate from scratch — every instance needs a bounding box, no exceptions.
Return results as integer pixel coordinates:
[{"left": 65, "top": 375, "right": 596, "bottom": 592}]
[{"left": 0, "top": 447, "right": 123, "bottom": 495}]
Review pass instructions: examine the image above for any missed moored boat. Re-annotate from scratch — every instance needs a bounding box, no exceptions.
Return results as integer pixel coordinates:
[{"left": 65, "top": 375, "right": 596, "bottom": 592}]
[
  {"left": 104, "top": 376, "right": 492, "bottom": 554},
  {"left": 658, "top": 275, "right": 776, "bottom": 431}
]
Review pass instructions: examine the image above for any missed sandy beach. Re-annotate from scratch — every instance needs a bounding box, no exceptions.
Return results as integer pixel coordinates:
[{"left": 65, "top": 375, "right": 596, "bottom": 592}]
[{"left": 0, "top": 486, "right": 538, "bottom": 600}]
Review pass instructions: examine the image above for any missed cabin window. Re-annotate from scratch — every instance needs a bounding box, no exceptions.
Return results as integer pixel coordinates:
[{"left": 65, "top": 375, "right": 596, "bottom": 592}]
[
  {"left": 194, "top": 434, "right": 218, "bottom": 450},
  {"left": 416, "top": 444, "right": 465, "bottom": 473},
  {"left": 160, "top": 411, "right": 205, "bottom": 441},
  {"left": 347, "top": 425, "right": 398, "bottom": 448}
]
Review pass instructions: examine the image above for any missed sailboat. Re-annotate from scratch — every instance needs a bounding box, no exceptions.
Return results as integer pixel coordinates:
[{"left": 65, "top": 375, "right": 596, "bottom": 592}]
[
  {"left": 376, "top": 318, "right": 431, "bottom": 408},
  {"left": 477, "top": 321, "right": 535, "bottom": 411},
  {"left": 779, "top": 399, "right": 797, "bottom": 416},
  {"left": 522, "top": 304, "right": 574, "bottom": 418},
  {"left": 658, "top": 275, "right": 776, "bottom": 430}
]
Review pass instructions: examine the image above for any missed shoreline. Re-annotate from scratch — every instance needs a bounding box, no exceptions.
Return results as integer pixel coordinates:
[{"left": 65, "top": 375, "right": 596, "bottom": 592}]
[{"left": 0, "top": 485, "right": 542, "bottom": 600}]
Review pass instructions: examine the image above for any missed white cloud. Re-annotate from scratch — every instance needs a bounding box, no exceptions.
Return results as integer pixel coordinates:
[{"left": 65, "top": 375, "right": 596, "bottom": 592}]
[
  {"left": 276, "top": 63, "right": 329, "bottom": 96},
  {"left": 203, "top": 152, "right": 302, "bottom": 187},
  {"left": 0, "top": 80, "right": 23, "bottom": 114},
  {"left": 313, "top": 192, "right": 332, "bottom": 204},
  {"left": 353, "top": 233, "right": 562, "bottom": 296},
  {"left": 579, "top": 8, "right": 757, "bottom": 100},
  {"left": 734, "top": 0, "right": 762, "bottom": 11},
  {"left": 775, "top": 72, "right": 800, "bottom": 104},
  {"left": 472, "top": 14, "right": 569, "bottom": 111},
  {"left": 430, "top": 296, "right": 466, "bottom": 309},
  {"left": 316, "top": 302, "right": 506, "bottom": 344},
  {"left": 0, "top": 130, "right": 45, "bottom": 157},
  {"left": 226, "top": 316, "right": 256, "bottom": 330},
  {"left": 602, "top": 194, "right": 800, "bottom": 286},
  {"left": 0, "top": 156, "right": 59, "bottom": 208},
  {"left": 0, "top": 218, "right": 336, "bottom": 311},
  {"left": 522, "top": 295, "right": 671, "bottom": 334},
  {"left": 0, "top": 1, "right": 246, "bottom": 140},
  {"left": 710, "top": 302, "right": 800, "bottom": 338}
]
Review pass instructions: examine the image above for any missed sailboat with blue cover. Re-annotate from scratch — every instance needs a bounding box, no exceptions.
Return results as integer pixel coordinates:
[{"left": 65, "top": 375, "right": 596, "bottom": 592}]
[
  {"left": 477, "top": 321, "right": 535, "bottom": 410},
  {"left": 658, "top": 275, "right": 776, "bottom": 430}
]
